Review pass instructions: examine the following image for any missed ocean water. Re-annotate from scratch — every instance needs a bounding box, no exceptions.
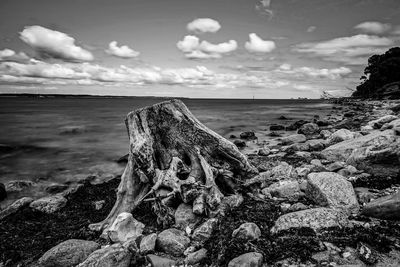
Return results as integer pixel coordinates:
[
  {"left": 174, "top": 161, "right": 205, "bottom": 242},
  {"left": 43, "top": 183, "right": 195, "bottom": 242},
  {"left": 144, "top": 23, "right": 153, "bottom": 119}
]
[{"left": 0, "top": 96, "right": 334, "bottom": 206}]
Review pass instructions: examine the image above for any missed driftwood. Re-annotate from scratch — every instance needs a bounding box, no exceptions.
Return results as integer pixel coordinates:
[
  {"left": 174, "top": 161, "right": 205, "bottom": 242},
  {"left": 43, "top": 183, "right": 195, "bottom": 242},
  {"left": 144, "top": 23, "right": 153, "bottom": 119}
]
[{"left": 90, "top": 99, "right": 257, "bottom": 232}]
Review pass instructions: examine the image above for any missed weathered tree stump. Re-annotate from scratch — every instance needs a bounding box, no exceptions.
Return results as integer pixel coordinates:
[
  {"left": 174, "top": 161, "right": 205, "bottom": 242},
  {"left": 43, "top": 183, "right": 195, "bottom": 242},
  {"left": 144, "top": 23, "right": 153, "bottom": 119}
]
[{"left": 90, "top": 99, "right": 257, "bottom": 232}]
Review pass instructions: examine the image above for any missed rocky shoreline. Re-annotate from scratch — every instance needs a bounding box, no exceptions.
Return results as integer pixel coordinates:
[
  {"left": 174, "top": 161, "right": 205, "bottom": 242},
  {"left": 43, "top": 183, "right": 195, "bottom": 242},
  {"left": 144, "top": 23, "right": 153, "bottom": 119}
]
[{"left": 1, "top": 99, "right": 400, "bottom": 267}]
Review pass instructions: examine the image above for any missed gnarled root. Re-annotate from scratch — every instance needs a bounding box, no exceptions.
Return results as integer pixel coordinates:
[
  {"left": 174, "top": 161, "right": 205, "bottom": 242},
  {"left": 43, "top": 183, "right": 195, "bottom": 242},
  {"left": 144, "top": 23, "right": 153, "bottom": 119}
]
[{"left": 89, "top": 99, "right": 257, "bottom": 232}]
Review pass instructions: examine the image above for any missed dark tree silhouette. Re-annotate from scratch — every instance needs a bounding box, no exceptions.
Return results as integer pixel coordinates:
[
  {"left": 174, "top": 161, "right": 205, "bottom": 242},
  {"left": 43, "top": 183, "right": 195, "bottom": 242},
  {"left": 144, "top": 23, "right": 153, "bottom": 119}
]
[{"left": 353, "top": 47, "right": 400, "bottom": 99}]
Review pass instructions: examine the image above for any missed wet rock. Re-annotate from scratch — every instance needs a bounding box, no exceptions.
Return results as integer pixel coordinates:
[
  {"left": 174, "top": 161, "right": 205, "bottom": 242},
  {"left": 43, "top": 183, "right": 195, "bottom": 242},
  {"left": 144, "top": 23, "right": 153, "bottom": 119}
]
[
  {"left": 174, "top": 203, "right": 199, "bottom": 230},
  {"left": 140, "top": 233, "right": 157, "bottom": 254},
  {"left": 306, "top": 139, "right": 326, "bottom": 151},
  {"left": 286, "top": 120, "right": 309, "bottom": 131},
  {"left": 0, "top": 197, "right": 33, "bottom": 220},
  {"left": 232, "top": 222, "right": 261, "bottom": 241},
  {"left": 228, "top": 252, "right": 263, "bottom": 267},
  {"left": 368, "top": 115, "right": 398, "bottom": 129},
  {"left": 38, "top": 239, "right": 100, "bottom": 267},
  {"left": 278, "top": 115, "right": 289, "bottom": 120},
  {"left": 316, "top": 120, "right": 330, "bottom": 127},
  {"left": 30, "top": 195, "right": 67, "bottom": 213},
  {"left": 234, "top": 140, "right": 246, "bottom": 148},
  {"left": 306, "top": 172, "right": 359, "bottom": 214},
  {"left": 0, "top": 183, "right": 6, "bottom": 201},
  {"left": 298, "top": 123, "right": 319, "bottom": 136},
  {"left": 257, "top": 147, "right": 271, "bottom": 156},
  {"left": 87, "top": 163, "right": 124, "bottom": 185},
  {"left": 270, "top": 161, "right": 297, "bottom": 180},
  {"left": 361, "top": 191, "right": 400, "bottom": 220},
  {"left": 270, "top": 124, "right": 285, "bottom": 131},
  {"left": 325, "top": 161, "right": 346, "bottom": 172},
  {"left": 77, "top": 244, "right": 131, "bottom": 267},
  {"left": 262, "top": 180, "right": 301, "bottom": 201},
  {"left": 322, "top": 130, "right": 400, "bottom": 177},
  {"left": 5, "top": 180, "right": 36, "bottom": 193},
  {"left": 311, "top": 251, "right": 331, "bottom": 265},
  {"left": 146, "top": 254, "right": 176, "bottom": 267},
  {"left": 327, "top": 129, "right": 358, "bottom": 145},
  {"left": 288, "top": 202, "right": 308, "bottom": 212},
  {"left": 192, "top": 218, "right": 218, "bottom": 243},
  {"left": 240, "top": 131, "right": 257, "bottom": 140},
  {"left": 283, "top": 142, "right": 310, "bottom": 152},
  {"left": 107, "top": 212, "right": 144, "bottom": 243},
  {"left": 279, "top": 134, "right": 306, "bottom": 145},
  {"left": 229, "top": 134, "right": 237, "bottom": 139},
  {"left": 45, "top": 183, "right": 68, "bottom": 194},
  {"left": 157, "top": 228, "right": 190, "bottom": 256},
  {"left": 271, "top": 208, "right": 349, "bottom": 234},
  {"left": 185, "top": 248, "right": 207, "bottom": 265}
]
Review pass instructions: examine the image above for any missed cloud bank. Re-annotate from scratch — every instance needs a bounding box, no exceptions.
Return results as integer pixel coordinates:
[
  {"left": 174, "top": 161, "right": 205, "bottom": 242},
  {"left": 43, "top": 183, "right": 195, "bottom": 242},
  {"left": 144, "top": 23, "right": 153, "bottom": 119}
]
[
  {"left": 293, "top": 34, "right": 394, "bottom": 65},
  {"left": 354, "top": 21, "right": 391, "bottom": 34},
  {"left": 177, "top": 35, "right": 237, "bottom": 59},
  {"left": 20, "top": 25, "right": 94, "bottom": 61},
  {"left": 106, "top": 41, "right": 140, "bottom": 58}
]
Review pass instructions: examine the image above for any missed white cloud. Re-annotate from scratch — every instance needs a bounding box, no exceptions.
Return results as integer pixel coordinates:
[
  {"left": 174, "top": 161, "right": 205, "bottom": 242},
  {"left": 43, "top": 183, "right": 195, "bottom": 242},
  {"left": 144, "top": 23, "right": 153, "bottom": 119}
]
[
  {"left": 307, "top": 26, "right": 317, "bottom": 33},
  {"left": 105, "top": 41, "right": 140, "bottom": 58},
  {"left": 19, "top": 25, "right": 94, "bottom": 61},
  {"left": 176, "top": 35, "right": 200, "bottom": 53},
  {"left": 276, "top": 64, "right": 352, "bottom": 79},
  {"left": 245, "top": 33, "right": 276, "bottom": 53},
  {"left": 0, "top": 48, "right": 30, "bottom": 62},
  {"left": 354, "top": 21, "right": 391, "bottom": 34},
  {"left": 0, "top": 49, "right": 15, "bottom": 59},
  {"left": 199, "top": 40, "right": 237, "bottom": 54},
  {"left": 293, "top": 34, "right": 394, "bottom": 65},
  {"left": 187, "top": 18, "right": 221, "bottom": 34},
  {"left": 177, "top": 35, "right": 237, "bottom": 59}
]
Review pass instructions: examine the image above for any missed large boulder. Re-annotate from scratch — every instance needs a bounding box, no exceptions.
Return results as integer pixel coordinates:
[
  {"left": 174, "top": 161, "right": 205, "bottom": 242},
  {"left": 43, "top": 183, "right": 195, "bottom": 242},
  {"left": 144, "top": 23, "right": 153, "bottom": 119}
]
[
  {"left": 192, "top": 218, "right": 218, "bottom": 243},
  {"left": 107, "top": 212, "right": 145, "bottom": 243},
  {"left": 0, "top": 197, "right": 33, "bottom": 220},
  {"left": 185, "top": 248, "right": 208, "bottom": 265},
  {"left": 322, "top": 130, "right": 400, "bottom": 177},
  {"left": 156, "top": 228, "right": 190, "bottom": 256},
  {"left": 5, "top": 180, "right": 36, "bottom": 193},
  {"left": 30, "top": 195, "right": 67, "bottom": 213},
  {"left": 140, "top": 233, "right": 157, "bottom": 254},
  {"left": 367, "top": 115, "right": 398, "bottom": 129},
  {"left": 269, "top": 162, "right": 297, "bottom": 180},
  {"left": 262, "top": 180, "right": 301, "bottom": 201},
  {"left": 240, "top": 131, "right": 257, "bottom": 140},
  {"left": 298, "top": 123, "right": 319, "bottom": 136},
  {"left": 279, "top": 134, "right": 307, "bottom": 145},
  {"left": 326, "top": 129, "right": 358, "bottom": 145},
  {"left": 228, "top": 252, "right": 263, "bottom": 267},
  {"left": 361, "top": 191, "right": 400, "bottom": 220},
  {"left": 232, "top": 222, "right": 261, "bottom": 241},
  {"left": 271, "top": 208, "right": 349, "bottom": 234},
  {"left": 146, "top": 254, "right": 176, "bottom": 267},
  {"left": 38, "top": 239, "right": 100, "bottom": 267},
  {"left": 306, "top": 172, "right": 359, "bottom": 214},
  {"left": 77, "top": 244, "right": 131, "bottom": 267}
]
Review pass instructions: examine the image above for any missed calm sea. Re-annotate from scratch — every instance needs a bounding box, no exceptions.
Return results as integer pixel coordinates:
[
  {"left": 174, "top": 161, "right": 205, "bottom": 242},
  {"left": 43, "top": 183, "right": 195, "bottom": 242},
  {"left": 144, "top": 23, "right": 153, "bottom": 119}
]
[{"left": 0, "top": 96, "right": 333, "bottom": 206}]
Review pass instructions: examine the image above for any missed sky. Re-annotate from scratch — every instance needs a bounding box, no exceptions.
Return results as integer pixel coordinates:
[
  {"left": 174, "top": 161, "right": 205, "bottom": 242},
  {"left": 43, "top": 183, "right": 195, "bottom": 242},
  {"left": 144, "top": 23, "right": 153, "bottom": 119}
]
[{"left": 1, "top": 0, "right": 400, "bottom": 98}]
